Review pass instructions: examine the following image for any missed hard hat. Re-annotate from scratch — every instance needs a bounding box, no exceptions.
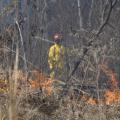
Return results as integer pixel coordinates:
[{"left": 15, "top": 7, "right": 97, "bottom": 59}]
[{"left": 53, "top": 33, "right": 62, "bottom": 41}]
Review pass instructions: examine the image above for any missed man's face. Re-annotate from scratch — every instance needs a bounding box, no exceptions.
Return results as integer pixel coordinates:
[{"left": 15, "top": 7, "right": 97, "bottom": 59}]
[
  {"left": 55, "top": 39, "right": 61, "bottom": 44},
  {"left": 54, "top": 34, "right": 63, "bottom": 44}
]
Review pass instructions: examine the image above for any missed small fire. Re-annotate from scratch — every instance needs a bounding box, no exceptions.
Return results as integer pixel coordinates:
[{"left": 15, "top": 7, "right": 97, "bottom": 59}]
[
  {"left": 30, "top": 79, "right": 53, "bottom": 95},
  {"left": 0, "top": 70, "right": 54, "bottom": 95},
  {"left": 81, "top": 95, "right": 97, "bottom": 105},
  {"left": 30, "top": 70, "right": 54, "bottom": 95},
  {"left": 100, "top": 64, "right": 120, "bottom": 105},
  {"left": 82, "top": 64, "right": 120, "bottom": 105},
  {"left": 11, "top": 70, "right": 54, "bottom": 95},
  {"left": 104, "top": 90, "right": 120, "bottom": 105},
  {"left": 87, "top": 97, "right": 97, "bottom": 105},
  {"left": 100, "top": 64, "right": 118, "bottom": 89}
]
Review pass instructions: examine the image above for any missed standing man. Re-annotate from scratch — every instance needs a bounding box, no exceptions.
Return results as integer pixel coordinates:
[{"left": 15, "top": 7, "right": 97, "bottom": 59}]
[{"left": 48, "top": 33, "right": 65, "bottom": 79}]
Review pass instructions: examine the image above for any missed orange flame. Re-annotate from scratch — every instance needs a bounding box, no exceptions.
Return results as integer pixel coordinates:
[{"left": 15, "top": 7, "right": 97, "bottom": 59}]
[
  {"left": 30, "top": 70, "right": 54, "bottom": 95},
  {"left": 11, "top": 70, "right": 54, "bottom": 95},
  {"left": 104, "top": 90, "right": 120, "bottom": 105},
  {"left": 100, "top": 64, "right": 118, "bottom": 89},
  {"left": 0, "top": 70, "right": 54, "bottom": 95},
  {"left": 87, "top": 97, "right": 97, "bottom": 105},
  {"left": 1, "top": 65, "right": 120, "bottom": 105},
  {"left": 100, "top": 64, "right": 120, "bottom": 105},
  {"left": 81, "top": 64, "right": 120, "bottom": 105},
  {"left": 81, "top": 95, "right": 97, "bottom": 105}
]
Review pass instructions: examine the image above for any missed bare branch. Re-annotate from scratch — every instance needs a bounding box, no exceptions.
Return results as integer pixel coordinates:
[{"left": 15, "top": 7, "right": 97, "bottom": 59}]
[
  {"left": 97, "top": 0, "right": 117, "bottom": 35},
  {"left": 16, "top": 21, "right": 28, "bottom": 71},
  {"left": 67, "top": 0, "right": 118, "bottom": 81}
]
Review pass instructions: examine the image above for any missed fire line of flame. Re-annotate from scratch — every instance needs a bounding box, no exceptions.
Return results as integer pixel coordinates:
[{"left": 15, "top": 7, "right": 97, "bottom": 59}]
[
  {"left": 81, "top": 64, "right": 120, "bottom": 105},
  {"left": 16, "top": 66, "right": 120, "bottom": 105},
  {"left": 100, "top": 64, "right": 118, "bottom": 89},
  {"left": 0, "top": 70, "right": 54, "bottom": 95},
  {"left": 14, "top": 70, "right": 54, "bottom": 96},
  {"left": 100, "top": 64, "right": 120, "bottom": 105},
  {"left": 0, "top": 64, "right": 120, "bottom": 105}
]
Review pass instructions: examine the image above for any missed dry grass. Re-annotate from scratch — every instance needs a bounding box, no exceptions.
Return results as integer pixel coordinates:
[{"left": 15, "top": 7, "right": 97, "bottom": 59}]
[{"left": 1, "top": 61, "right": 120, "bottom": 120}]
